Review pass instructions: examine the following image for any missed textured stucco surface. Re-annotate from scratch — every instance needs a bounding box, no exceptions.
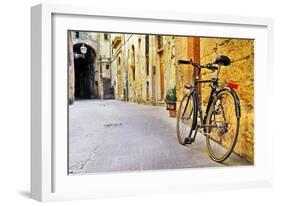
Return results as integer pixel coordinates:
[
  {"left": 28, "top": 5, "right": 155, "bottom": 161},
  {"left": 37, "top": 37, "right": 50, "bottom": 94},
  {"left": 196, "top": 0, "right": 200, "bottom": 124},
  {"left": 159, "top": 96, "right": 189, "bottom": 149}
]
[{"left": 200, "top": 38, "right": 254, "bottom": 162}]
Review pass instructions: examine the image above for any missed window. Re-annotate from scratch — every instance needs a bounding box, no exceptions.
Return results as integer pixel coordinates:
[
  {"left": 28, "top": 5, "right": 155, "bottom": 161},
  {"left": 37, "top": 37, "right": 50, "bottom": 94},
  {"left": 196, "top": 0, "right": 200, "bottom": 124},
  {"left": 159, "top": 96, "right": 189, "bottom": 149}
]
[
  {"left": 106, "top": 64, "right": 109, "bottom": 70},
  {"left": 131, "top": 45, "right": 136, "bottom": 81},
  {"left": 157, "top": 35, "right": 163, "bottom": 50},
  {"left": 146, "top": 56, "right": 149, "bottom": 76},
  {"left": 131, "top": 45, "right": 135, "bottom": 66},
  {"left": 138, "top": 38, "right": 141, "bottom": 49},
  {"left": 104, "top": 33, "right": 108, "bottom": 40},
  {"left": 146, "top": 81, "right": 149, "bottom": 100},
  {"left": 145, "top": 35, "right": 149, "bottom": 76},
  {"left": 145, "top": 35, "right": 149, "bottom": 55},
  {"left": 75, "top": 31, "right": 79, "bottom": 39}
]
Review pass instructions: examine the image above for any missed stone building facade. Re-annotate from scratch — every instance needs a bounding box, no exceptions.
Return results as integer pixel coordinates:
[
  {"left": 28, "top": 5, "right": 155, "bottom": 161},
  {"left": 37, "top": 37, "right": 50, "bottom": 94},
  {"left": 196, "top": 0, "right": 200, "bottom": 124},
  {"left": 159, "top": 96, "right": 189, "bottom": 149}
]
[
  {"left": 68, "top": 31, "right": 112, "bottom": 102},
  {"left": 111, "top": 34, "right": 180, "bottom": 104}
]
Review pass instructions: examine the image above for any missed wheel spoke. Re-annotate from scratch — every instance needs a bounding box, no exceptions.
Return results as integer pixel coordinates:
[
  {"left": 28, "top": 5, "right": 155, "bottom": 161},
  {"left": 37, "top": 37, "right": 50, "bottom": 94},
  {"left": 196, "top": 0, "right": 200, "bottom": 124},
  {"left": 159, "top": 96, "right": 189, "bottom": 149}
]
[
  {"left": 205, "top": 90, "right": 239, "bottom": 162},
  {"left": 176, "top": 94, "right": 196, "bottom": 145}
]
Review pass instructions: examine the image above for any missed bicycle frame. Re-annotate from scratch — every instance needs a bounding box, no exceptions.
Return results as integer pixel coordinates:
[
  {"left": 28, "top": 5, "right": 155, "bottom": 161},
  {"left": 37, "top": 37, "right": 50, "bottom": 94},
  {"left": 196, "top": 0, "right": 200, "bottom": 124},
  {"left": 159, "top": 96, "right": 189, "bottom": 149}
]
[
  {"left": 190, "top": 65, "right": 221, "bottom": 129},
  {"left": 188, "top": 65, "right": 241, "bottom": 131}
]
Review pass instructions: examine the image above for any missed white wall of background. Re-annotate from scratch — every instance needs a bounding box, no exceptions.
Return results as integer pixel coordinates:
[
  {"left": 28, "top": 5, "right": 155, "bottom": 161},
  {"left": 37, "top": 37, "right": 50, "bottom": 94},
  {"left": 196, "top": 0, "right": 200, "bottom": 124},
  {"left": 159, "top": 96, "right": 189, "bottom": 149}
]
[{"left": 0, "top": 0, "right": 280, "bottom": 205}]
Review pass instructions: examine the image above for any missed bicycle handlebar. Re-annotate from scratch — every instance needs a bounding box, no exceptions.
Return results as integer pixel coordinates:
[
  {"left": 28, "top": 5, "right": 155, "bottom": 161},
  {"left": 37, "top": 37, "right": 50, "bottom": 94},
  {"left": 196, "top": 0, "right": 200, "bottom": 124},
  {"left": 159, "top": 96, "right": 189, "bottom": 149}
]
[
  {"left": 178, "top": 59, "right": 218, "bottom": 71},
  {"left": 178, "top": 60, "right": 191, "bottom": 65}
]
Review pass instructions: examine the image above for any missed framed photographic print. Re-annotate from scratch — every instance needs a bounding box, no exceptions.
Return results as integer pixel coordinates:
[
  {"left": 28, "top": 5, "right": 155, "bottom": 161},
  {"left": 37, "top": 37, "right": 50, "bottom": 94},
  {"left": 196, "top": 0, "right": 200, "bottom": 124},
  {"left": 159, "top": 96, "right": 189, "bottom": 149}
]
[{"left": 31, "top": 3, "right": 274, "bottom": 201}]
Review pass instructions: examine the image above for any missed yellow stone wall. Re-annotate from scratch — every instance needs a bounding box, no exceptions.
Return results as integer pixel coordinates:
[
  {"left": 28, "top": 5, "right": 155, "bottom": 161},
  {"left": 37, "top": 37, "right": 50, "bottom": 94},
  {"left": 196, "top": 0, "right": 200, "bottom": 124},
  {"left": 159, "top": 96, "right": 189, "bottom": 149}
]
[
  {"left": 150, "top": 35, "right": 177, "bottom": 103},
  {"left": 150, "top": 35, "right": 163, "bottom": 102},
  {"left": 200, "top": 38, "right": 254, "bottom": 162},
  {"left": 174, "top": 37, "right": 192, "bottom": 106},
  {"left": 128, "top": 35, "right": 146, "bottom": 103},
  {"left": 162, "top": 36, "right": 177, "bottom": 93},
  {"left": 111, "top": 34, "right": 127, "bottom": 101}
]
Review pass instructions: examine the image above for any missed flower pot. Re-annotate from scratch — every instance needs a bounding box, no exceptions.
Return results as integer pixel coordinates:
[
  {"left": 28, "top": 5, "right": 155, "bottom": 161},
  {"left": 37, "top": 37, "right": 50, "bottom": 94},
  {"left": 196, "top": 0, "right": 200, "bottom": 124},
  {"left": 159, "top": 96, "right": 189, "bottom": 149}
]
[
  {"left": 169, "top": 109, "right": 177, "bottom": 117},
  {"left": 166, "top": 101, "right": 177, "bottom": 117},
  {"left": 166, "top": 101, "right": 176, "bottom": 110}
]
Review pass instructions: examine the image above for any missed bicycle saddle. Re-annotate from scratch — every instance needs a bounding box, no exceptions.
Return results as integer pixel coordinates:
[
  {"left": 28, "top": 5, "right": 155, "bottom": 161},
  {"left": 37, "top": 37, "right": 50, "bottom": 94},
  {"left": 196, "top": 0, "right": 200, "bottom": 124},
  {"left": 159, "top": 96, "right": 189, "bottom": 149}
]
[{"left": 214, "top": 55, "right": 231, "bottom": 66}]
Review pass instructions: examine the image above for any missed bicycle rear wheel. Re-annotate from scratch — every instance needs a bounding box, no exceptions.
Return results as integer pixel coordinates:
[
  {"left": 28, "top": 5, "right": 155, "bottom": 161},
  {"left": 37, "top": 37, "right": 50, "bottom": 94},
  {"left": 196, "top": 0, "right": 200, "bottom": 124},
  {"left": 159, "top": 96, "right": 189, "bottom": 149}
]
[
  {"left": 176, "top": 92, "right": 197, "bottom": 145},
  {"left": 205, "top": 89, "right": 240, "bottom": 162}
]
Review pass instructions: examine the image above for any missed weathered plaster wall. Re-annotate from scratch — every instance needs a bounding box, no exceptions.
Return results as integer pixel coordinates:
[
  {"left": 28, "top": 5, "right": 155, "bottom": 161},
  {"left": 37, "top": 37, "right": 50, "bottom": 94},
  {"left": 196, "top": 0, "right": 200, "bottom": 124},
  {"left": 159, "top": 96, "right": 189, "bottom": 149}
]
[
  {"left": 133, "top": 35, "right": 145, "bottom": 103},
  {"left": 97, "top": 33, "right": 111, "bottom": 80},
  {"left": 163, "top": 36, "right": 177, "bottom": 96},
  {"left": 111, "top": 33, "right": 129, "bottom": 100},
  {"left": 96, "top": 33, "right": 112, "bottom": 99},
  {"left": 68, "top": 31, "right": 75, "bottom": 104},
  {"left": 175, "top": 37, "right": 192, "bottom": 107}
]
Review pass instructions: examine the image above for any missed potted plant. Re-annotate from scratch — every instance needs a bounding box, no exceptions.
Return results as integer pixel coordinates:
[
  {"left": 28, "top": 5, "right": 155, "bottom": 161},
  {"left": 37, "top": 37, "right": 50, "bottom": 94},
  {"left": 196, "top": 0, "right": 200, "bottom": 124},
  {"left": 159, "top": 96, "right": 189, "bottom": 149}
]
[{"left": 165, "top": 87, "right": 177, "bottom": 117}]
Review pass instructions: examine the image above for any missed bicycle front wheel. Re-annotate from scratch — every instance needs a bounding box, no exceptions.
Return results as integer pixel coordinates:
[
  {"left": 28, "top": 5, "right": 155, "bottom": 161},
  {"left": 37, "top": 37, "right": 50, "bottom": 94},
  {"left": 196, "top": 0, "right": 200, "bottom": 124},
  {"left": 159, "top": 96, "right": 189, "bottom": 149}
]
[
  {"left": 176, "top": 92, "right": 197, "bottom": 145},
  {"left": 205, "top": 89, "right": 240, "bottom": 162}
]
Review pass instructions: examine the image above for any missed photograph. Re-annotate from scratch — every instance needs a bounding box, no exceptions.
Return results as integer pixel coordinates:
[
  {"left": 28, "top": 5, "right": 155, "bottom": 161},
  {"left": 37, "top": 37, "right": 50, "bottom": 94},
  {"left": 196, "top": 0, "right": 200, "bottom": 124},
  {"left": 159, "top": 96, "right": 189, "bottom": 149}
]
[{"left": 67, "top": 31, "right": 254, "bottom": 175}]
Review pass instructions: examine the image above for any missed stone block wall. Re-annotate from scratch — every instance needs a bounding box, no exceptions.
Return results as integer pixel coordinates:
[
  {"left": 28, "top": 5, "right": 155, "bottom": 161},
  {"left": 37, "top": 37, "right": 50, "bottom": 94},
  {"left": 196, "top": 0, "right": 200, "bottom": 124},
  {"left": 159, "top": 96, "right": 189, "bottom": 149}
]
[
  {"left": 129, "top": 35, "right": 145, "bottom": 103},
  {"left": 162, "top": 36, "right": 177, "bottom": 93},
  {"left": 175, "top": 37, "right": 189, "bottom": 99},
  {"left": 200, "top": 38, "right": 254, "bottom": 162}
]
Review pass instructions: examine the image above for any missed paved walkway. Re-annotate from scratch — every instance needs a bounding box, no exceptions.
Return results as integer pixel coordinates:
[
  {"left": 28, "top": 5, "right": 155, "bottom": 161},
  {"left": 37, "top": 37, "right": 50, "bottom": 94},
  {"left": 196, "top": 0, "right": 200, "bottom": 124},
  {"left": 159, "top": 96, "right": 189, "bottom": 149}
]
[{"left": 69, "top": 100, "right": 251, "bottom": 174}]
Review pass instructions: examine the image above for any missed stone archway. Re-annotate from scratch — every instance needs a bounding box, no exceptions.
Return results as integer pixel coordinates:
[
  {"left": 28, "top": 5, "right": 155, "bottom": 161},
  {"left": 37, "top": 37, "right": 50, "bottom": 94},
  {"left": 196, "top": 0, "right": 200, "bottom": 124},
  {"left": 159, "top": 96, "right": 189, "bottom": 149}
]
[{"left": 73, "top": 43, "right": 97, "bottom": 99}]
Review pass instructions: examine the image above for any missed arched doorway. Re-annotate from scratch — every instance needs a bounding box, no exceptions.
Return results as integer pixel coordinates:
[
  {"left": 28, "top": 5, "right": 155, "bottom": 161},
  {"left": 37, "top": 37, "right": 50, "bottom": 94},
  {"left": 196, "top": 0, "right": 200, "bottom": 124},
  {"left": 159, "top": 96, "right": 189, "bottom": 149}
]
[{"left": 73, "top": 43, "right": 97, "bottom": 99}]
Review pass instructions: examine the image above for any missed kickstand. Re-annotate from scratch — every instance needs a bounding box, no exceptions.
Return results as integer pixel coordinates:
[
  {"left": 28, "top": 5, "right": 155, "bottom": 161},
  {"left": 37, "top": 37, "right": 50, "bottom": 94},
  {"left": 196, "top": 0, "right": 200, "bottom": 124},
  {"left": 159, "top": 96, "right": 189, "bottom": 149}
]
[{"left": 184, "top": 126, "right": 198, "bottom": 144}]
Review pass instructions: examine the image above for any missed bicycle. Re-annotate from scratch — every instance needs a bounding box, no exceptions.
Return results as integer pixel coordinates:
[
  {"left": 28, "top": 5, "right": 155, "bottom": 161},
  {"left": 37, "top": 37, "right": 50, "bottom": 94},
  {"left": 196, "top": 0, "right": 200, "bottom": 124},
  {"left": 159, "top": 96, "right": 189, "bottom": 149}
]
[{"left": 176, "top": 55, "right": 241, "bottom": 162}]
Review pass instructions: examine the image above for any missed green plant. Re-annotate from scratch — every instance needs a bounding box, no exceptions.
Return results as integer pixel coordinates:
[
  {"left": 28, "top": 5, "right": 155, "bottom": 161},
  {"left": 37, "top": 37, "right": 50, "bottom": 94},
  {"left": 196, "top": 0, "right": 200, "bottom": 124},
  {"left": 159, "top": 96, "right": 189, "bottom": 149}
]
[{"left": 165, "top": 87, "right": 177, "bottom": 103}]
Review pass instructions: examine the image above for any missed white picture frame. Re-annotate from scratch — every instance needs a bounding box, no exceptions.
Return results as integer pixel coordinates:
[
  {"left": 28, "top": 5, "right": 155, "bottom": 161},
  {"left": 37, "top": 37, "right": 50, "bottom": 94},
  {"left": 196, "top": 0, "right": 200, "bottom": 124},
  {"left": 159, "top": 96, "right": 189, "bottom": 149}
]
[{"left": 31, "top": 3, "right": 274, "bottom": 202}]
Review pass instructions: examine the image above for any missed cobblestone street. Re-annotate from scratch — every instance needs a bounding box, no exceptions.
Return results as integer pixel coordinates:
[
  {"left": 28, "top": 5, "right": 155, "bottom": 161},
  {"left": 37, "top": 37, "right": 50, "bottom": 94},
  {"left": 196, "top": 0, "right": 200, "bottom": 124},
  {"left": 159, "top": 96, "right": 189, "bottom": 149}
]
[{"left": 69, "top": 100, "right": 251, "bottom": 174}]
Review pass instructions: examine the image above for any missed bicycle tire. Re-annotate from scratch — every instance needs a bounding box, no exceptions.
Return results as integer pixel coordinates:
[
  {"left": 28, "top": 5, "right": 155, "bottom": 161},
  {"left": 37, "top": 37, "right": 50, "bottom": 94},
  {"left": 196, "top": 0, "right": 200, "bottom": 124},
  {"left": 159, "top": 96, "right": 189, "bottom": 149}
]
[
  {"left": 176, "top": 92, "right": 197, "bottom": 145},
  {"left": 205, "top": 88, "right": 240, "bottom": 162}
]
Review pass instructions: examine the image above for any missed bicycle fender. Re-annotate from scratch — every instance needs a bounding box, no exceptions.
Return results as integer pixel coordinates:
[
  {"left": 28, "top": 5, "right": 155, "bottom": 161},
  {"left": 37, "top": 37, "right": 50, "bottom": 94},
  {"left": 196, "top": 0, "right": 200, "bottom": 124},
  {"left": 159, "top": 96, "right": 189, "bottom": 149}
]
[
  {"left": 219, "top": 87, "right": 241, "bottom": 118},
  {"left": 187, "top": 91, "right": 198, "bottom": 131}
]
